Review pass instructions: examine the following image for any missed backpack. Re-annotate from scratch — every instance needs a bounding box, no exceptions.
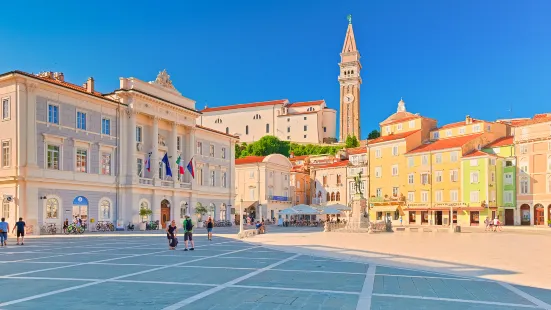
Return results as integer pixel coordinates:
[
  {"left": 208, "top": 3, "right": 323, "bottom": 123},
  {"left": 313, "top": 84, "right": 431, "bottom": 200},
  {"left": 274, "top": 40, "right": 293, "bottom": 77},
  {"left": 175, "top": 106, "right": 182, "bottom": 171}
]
[{"left": 185, "top": 219, "right": 193, "bottom": 231}]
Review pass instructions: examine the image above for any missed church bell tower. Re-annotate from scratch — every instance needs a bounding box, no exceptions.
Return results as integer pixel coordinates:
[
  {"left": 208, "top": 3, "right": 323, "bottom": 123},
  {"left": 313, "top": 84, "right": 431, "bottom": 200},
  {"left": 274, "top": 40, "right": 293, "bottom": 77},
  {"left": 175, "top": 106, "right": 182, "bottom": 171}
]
[{"left": 338, "top": 15, "right": 362, "bottom": 142}]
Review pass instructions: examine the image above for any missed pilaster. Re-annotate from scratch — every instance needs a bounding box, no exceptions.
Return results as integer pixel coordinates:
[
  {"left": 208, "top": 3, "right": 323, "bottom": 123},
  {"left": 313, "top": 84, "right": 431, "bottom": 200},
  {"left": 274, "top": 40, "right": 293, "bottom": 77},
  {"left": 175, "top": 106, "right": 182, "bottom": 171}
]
[{"left": 151, "top": 116, "right": 159, "bottom": 181}]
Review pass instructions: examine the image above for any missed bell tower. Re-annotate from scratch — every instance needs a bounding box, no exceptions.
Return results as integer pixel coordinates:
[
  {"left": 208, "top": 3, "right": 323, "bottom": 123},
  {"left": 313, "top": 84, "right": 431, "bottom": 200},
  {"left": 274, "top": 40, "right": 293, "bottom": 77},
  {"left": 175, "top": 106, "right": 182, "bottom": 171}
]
[{"left": 338, "top": 15, "right": 362, "bottom": 142}]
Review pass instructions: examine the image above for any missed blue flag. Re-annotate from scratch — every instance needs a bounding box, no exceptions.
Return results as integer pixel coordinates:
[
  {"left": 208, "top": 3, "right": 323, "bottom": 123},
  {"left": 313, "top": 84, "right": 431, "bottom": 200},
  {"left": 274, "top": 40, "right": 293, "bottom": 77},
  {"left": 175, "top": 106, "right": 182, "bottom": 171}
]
[{"left": 162, "top": 153, "right": 172, "bottom": 177}]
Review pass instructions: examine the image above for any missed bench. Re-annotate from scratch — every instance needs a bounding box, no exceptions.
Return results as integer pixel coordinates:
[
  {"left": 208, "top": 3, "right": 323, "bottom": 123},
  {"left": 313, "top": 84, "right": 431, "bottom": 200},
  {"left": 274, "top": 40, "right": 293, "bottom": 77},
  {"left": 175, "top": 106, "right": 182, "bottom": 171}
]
[
  {"left": 423, "top": 228, "right": 433, "bottom": 232},
  {"left": 237, "top": 229, "right": 258, "bottom": 239},
  {"left": 396, "top": 227, "right": 406, "bottom": 232},
  {"left": 409, "top": 227, "right": 419, "bottom": 232}
]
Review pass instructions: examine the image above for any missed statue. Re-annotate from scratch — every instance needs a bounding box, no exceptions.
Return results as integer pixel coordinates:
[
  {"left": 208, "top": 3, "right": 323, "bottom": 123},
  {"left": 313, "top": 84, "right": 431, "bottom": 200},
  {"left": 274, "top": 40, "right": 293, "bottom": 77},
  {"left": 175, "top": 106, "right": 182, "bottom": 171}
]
[
  {"left": 354, "top": 170, "right": 363, "bottom": 194},
  {"left": 153, "top": 69, "right": 175, "bottom": 89},
  {"left": 347, "top": 14, "right": 352, "bottom": 24}
]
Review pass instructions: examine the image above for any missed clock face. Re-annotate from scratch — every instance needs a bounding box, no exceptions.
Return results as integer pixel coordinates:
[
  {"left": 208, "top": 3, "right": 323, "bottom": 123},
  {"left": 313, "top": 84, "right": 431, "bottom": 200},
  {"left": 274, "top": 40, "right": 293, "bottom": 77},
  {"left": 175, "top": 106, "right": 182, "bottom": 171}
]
[{"left": 344, "top": 94, "right": 355, "bottom": 103}]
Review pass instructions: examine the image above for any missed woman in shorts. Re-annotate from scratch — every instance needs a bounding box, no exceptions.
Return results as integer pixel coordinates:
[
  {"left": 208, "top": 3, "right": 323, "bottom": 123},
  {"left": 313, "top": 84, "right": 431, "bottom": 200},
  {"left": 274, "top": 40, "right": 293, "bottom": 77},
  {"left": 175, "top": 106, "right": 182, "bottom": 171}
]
[
  {"left": 206, "top": 216, "right": 214, "bottom": 241},
  {"left": 166, "top": 220, "right": 178, "bottom": 250}
]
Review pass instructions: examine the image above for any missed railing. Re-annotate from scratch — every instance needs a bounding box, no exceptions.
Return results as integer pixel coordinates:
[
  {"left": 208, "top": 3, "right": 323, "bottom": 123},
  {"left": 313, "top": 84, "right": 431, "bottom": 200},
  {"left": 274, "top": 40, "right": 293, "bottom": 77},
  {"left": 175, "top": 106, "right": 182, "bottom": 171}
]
[
  {"left": 160, "top": 180, "right": 173, "bottom": 188},
  {"left": 139, "top": 178, "right": 153, "bottom": 185},
  {"left": 179, "top": 182, "right": 192, "bottom": 189}
]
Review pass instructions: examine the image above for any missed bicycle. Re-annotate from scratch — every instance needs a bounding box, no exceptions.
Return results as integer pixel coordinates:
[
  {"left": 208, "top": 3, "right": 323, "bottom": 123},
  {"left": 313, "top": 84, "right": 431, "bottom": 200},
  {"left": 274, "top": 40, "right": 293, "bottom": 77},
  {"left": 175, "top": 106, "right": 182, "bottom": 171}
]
[
  {"left": 65, "top": 224, "right": 85, "bottom": 235},
  {"left": 41, "top": 223, "right": 57, "bottom": 235}
]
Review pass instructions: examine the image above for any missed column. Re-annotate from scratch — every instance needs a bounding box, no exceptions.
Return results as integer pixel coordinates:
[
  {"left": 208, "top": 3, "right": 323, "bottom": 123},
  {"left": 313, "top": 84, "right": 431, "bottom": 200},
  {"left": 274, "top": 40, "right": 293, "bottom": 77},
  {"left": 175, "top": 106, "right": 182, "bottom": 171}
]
[
  {"left": 152, "top": 192, "right": 160, "bottom": 226},
  {"left": 26, "top": 83, "right": 38, "bottom": 167},
  {"left": 128, "top": 109, "right": 137, "bottom": 181},
  {"left": 187, "top": 127, "right": 196, "bottom": 185},
  {"left": 530, "top": 204, "right": 534, "bottom": 226},
  {"left": 151, "top": 117, "right": 159, "bottom": 181},
  {"left": 170, "top": 122, "right": 178, "bottom": 183}
]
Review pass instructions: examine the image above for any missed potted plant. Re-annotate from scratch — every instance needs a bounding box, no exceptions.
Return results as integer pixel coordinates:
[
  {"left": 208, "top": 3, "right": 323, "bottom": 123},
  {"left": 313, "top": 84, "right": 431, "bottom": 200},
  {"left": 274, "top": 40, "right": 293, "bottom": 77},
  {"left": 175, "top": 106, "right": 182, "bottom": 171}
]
[
  {"left": 548, "top": 219, "right": 551, "bottom": 228},
  {"left": 139, "top": 207, "right": 153, "bottom": 231},
  {"left": 195, "top": 205, "right": 208, "bottom": 228}
]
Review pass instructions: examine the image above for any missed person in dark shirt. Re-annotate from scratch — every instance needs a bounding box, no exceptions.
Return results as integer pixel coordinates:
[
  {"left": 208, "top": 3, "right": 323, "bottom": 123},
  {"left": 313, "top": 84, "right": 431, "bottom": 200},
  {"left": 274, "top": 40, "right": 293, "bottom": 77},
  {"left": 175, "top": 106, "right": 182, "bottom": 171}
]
[{"left": 12, "top": 217, "right": 25, "bottom": 245}]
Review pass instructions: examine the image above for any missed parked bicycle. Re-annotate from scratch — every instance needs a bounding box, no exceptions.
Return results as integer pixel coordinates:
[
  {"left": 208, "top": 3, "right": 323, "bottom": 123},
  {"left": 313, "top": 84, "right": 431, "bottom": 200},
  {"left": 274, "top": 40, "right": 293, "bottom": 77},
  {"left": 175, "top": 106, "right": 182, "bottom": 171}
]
[
  {"left": 65, "top": 223, "right": 85, "bottom": 234},
  {"left": 146, "top": 220, "right": 159, "bottom": 230},
  {"left": 127, "top": 222, "right": 135, "bottom": 231},
  {"left": 96, "top": 221, "right": 115, "bottom": 232},
  {"left": 214, "top": 220, "right": 232, "bottom": 227},
  {"left": 25, "top": 224, "right": 34, "bottom": 235},
  {"left": 40, "top": 223, "right": 57, "bottom": 235}
]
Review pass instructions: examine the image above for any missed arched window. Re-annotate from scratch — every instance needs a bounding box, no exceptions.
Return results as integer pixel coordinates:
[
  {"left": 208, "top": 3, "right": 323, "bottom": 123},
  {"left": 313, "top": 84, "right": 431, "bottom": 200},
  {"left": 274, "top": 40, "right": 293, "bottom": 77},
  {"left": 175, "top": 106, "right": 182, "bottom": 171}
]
[
  {"left": 307, "top": 107, "right": 314, "bottom": 112},
  {"left": 336, "top": 192, "right": 341, "bottom": 201},
  {"left": 99, "top": 200, "right": 111, "bottom": 220},
  {"left": 226, "top": 127, "right": 229, "bottom": 134},
  {"left": 245, "top": 125, "right": 249, "bottom": 135},
  {"left": 215, "top": 118, "right": 222, "bottom": 124},
  {"left": 317, "top": 191, "right": 322, "bottom": 198},
  {"left": 253, "top": 114, "right": 262, "bottom": 120},
  {"left": 208, "top": 203, "right": 216, "bottom": 220},
  {"left": 330, "top": 192, "right": 335, "bottom": 201},
  {"left": 326, "top": 192, "right": 330, "bottom": 202},
  {"left": 180, "top": 201, "right": 189, "bottom": 218},
  {"left": 220, "top": 203, "right": 227, "bottom": 221},
  {"left": 46, "top": 198, "right": 59, "bottom": 219}
]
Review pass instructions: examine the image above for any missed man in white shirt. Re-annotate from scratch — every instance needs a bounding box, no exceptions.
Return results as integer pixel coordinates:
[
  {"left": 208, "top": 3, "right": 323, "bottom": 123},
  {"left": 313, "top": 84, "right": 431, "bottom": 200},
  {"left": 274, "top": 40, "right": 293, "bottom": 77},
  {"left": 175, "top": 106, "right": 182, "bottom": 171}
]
[{"left": 493, "top": 217, "right": 499, "bottom": 231}]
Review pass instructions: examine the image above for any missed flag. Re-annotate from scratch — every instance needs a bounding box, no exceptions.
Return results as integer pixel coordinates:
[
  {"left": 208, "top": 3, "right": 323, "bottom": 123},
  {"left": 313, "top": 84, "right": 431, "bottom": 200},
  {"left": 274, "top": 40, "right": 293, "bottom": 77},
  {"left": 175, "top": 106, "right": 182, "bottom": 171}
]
[
  {"left": 145, "top": 152, "right": 151, "bottom": 172},
  {"left": 176, "top": 155, "right": 185, "bottom": 175},
  {"left": 186, "top": 157, "right": 195, "bottom": 178},
  {"left": 162, "top": 153, "right": 172, "bottom": 177}
]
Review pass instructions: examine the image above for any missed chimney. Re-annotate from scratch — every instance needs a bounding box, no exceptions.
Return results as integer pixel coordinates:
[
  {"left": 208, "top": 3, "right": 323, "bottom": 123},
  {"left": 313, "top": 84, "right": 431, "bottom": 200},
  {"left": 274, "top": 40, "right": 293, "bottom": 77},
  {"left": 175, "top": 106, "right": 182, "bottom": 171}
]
[
  {"left": 86, "top": 77, "right": 95, "bottom": 93},
  {"left": 53, "top": 72, "right": 64, "bottom": 82},
  {"left": 37, "top": 71, "right": 54, "bottom": 79},
  {"left": 465, "top": 115, "right": 472, "bottom": 125}
]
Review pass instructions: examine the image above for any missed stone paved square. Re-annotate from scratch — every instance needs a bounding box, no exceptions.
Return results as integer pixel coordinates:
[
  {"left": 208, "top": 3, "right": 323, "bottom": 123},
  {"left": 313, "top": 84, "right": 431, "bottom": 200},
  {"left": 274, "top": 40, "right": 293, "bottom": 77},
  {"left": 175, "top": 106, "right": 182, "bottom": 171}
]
[{"left": 0, "top": 234, "right": 549, "bottom": 310}]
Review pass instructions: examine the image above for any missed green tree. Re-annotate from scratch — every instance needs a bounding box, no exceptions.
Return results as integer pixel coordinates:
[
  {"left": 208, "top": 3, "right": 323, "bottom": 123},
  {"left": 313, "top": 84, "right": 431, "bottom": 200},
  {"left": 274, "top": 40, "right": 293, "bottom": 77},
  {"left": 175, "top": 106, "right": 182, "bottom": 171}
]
[
  {"left": 368, "top": 130, "right": 380, "bottom": 140},
  {"left": 345, "top": 135, "right": 360, "bottom": 148}
]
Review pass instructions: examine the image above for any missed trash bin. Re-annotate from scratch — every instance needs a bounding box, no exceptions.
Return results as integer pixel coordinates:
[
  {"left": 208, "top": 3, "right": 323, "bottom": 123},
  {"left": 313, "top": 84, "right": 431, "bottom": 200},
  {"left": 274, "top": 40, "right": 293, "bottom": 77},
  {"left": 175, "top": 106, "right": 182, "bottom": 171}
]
[{"left": 454, "top": 225, "right": 461, "bottom": 233}]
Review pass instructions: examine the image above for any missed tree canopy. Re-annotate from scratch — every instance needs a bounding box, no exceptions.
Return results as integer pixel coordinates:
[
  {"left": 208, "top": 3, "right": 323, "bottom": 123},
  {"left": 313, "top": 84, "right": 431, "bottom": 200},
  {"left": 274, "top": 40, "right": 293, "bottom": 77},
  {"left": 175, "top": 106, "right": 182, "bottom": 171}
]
[
  {"left": 368, "top": 129, "right": 381, "bottom": 140},
  {"left": 345, "top": 135, "right": 360, "bottom": 148},
  {"left": 235, "top": 135, "right": 343, "bottom": 159}
]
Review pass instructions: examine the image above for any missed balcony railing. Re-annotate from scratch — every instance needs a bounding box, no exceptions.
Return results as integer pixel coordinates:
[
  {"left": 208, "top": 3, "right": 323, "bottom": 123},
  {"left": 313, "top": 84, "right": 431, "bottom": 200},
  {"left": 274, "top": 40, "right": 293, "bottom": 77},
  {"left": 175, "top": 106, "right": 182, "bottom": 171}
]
[{"left": 139, "top": 178, "right": 153, "bottom": 185}]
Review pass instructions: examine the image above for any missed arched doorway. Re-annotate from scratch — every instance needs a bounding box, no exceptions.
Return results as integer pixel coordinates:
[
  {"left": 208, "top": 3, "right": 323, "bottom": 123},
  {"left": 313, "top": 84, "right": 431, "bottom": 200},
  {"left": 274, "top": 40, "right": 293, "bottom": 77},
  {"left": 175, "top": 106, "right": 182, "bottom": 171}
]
[
  {"left": 548, "top": 204, "right": 551, "bottom": 227},
  {"left": 520, "top": 204, "right": 530, "bottom": 225},
  {"left": 534, "top": 204, "right": 544, "bottom": 225},
  {"left": 161, "top": 199, "right": 170, "bottom": 228},
  {"left": 180, "top": 201, "right": 188, "bottom": 220},
  {"left": 208, "top": 203, "right": 216, "bottom": 221},
  {"left": 220, "top": 203, "right": 227, "bottom": 221},
  {"left": 72, "top": 196, "right": 89, "bottom": 227},
  {"left": 245, "top": 205, "right": 256, "bottom": 222}
]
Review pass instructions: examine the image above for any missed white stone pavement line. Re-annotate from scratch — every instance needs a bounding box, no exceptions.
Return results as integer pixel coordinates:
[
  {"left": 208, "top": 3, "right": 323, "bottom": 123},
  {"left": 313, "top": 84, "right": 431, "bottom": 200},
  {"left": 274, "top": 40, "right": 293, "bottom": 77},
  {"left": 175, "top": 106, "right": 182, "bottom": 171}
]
[
  {"left": 499, "top": 283, "right": 551, "bottom": 310},
  {"left": 0, "top": 245, "right": 256, "bottom": 308},
  {"left": 3, "top": 240, "right": 236, "bottom": 277},
  {"left": 372, "top": 293, "right": 542, "bottom": 309},
  {"left": 161, "top": 253, "right": 302, "bottom": 310},
  {"left": 230, "top": 284, "right": 360, "bottom": 295},
  {"left": 356, "top": 265, "right": 376, "bottom": 310},
  {"left": 270, "top": 268, "right": 364, "bottom": 275},
  {"left": 375, "top": 274, "right": 491, "bottom": 282}
]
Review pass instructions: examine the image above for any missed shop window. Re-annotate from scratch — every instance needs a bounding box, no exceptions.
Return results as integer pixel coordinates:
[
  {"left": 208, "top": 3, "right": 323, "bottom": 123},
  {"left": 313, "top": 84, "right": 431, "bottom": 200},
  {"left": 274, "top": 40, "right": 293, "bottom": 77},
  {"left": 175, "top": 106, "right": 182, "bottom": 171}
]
[
  {"left": 470, "top": 211, "right": 480, "bottom": 226},
  {"left": 421, "top": 211, "right": 429, "bottom": 224},
  {"left": 376, "top": 212, "right": 382, "bottom": 221},
  {"left": 409, "top": 211, "right": 416, "bottom": 223}
]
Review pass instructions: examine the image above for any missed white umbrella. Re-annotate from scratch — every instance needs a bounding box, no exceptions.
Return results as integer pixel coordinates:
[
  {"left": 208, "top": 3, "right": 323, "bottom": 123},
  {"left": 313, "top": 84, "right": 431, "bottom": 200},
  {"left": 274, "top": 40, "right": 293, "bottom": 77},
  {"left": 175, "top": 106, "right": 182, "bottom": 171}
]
[
  {"left": 318, "top": 207, "right": 342, "bottom": 215},
  {"left": 279, "top": 208, "right": 298, "bottom": 215},
  {"left": 292, "top": 204, "right": 320, "bottom": 215},
  {"left": 325, "top": 203, "right": 351, "bottom": 211}
]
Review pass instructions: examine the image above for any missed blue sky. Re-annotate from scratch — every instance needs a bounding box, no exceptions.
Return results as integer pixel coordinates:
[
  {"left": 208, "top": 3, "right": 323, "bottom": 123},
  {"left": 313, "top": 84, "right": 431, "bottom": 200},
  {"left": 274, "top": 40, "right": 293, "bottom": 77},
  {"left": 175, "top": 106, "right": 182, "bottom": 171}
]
[{"left": 1, "top": 0, "right": 550, "bottom": 139}]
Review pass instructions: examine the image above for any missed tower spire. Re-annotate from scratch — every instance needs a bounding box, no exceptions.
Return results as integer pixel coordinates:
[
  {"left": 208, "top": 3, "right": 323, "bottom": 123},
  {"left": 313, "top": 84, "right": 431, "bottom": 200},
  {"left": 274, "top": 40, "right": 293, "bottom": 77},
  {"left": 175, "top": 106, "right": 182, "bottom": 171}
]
[{"left": 342, "top": 16, "right": 358, "bottom": 54}]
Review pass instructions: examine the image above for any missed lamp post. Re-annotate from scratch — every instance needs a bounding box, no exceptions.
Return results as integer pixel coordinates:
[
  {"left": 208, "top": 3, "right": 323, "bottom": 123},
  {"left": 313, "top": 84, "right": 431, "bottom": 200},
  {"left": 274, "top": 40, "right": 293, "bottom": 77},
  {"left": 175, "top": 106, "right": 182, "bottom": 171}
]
[{"left": 239, "top": 198, "right": 244, "bottom": 234}]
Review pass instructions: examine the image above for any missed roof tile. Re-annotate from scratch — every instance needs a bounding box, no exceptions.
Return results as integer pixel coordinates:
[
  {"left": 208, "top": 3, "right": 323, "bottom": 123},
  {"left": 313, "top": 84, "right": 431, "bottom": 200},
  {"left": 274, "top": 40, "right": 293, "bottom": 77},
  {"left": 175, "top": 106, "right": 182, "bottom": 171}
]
[
  {"left": 368, "top": 130, "right": 420, "bottom": 145},
  {"left": 235, "top": 156, "right": 266, "bottom": 165},
  {"left": 406, "top": 133, "right": 484, "bottom": 154},
  {"left": 288, "top": 100, "right": 325, "bottom": 108},
  {"left": 201, "top": 99, "right": 288, "bottom": 113},
  {"left": 484, "top": 136, "right": 513, "bottom": 148}
]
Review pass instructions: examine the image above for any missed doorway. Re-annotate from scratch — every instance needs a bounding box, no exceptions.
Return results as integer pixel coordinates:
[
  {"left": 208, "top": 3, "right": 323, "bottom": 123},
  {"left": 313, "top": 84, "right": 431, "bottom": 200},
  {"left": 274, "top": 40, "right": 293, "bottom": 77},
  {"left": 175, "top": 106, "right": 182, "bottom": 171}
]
[
  {"left": 534, "top": 204, "right": 544, "bottom": 225},
  {"left": 72, "top": 196, "right": 89, "bottom": 228},
  {"left": 520, "top": 204, "right": 530, "bottom": 225},
  {"left": 161, "top": 199, "right": 170, "bottom": 229},
  {"left": 505, "top": 209, "right": 514, "bottom": 226},
  {"left": 435, "top": 211, "right": 443, "bottom": 225}
]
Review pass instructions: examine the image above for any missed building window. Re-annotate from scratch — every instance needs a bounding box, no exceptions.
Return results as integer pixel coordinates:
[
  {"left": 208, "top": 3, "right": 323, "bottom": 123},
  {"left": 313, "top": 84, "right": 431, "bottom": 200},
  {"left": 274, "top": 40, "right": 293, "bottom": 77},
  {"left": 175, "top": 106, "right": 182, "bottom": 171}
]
[
  {"left": 253, "top": 114, "right": 261, "bottom": 120},
  {"left": 304, "top": 135, "right": 307, "bottom": 139},
  {"left": 435, "top": 171, "right": 442, "bottom": 182},
  {"left": 101, "top": 153, "right": 111, "bottom": 175},
  {"left": 1, "top": 140, "right": 10, "bottom": 168},
  {"left": 520, "top": 177, "right": 529, "bottom": 194},
  {"left": 421, "top": 173, "right": 430, "bottom": 185},
  {"left": 392, "top": 146, "right": 398, "bottom": 156},
  {"left": 136, "top": 126, "right": 143, "bottom": 143},
  {"left": 391, "top": 165, "right": 398, "bottom": 176},
  {"left": 450, "top": 151, "right": 458, "bottom": 162},
  {"left": 77, "top": 111, "right": 87, "bottom": 130},
  {"left": 375, "top": 149, "right": 381, "bottom": 158},
  {"left": 222, "top": 172, "right": 227, "bottom": 188},
  {"left": 470, "top": 172, "right": 479, "bottom": 183},
  {"left": 197, "top": 168, "right": 203, "bottom": 186},
  {"left": 266, "top": 124, "right": 270, "bottom": 133},
  {"left": 336, "top": 174, "right": 342, "bottom": 185},
  {"left": 397, "top": 124, "right": 402, "bottom": 131},
  {"left": 376, "top": 188, "right": 382, "bottom": 197},
  {"left": 473, "top": 124, "right": 481, "bottom": 132},
  {"left": 435, "top": 190, "right": 443, "bottom": 202},
  {"left": 101, "top": 118, "right": 111, "bottom": 135},
  {"left": 520, "top": 145, "right": 528, "bottom": 154},
  {"left": 245, "top": 125, "right": 249, "bottom": 135},
  {"left": 435, "top": 154, "right": 442, "bottom": 164},
  {"left": 304, "top": 125, "right": 307, "bottom": 131},
  {"left": 450, "top": 190, "right": 458, "bottom": 202},
  {"left": 504, "top": 191, "right": 513, "bottom": 203},
  {"left": 76, "top": 149, "right": 88, "bottom": 173},
  {"left": 375, "top": 167, "right": 382, "bottom": 178},
  {"left": 210, "top": 170, "right": 215, "bottom": 186},
  {"left": 2, "top": 98, "right": 10, "bottom": 120},
  {"left": 249, "top": 188, "right": 255, "bottom": 200},
  {"left": 409, "top": 120, "right": 415, "bottom": 128},
  {"left": 196, "top": 142, "right": 203, "bottom": 155},
  {"left": 392, "top": 187, "right": 399, "bottom": 196},
  {"left": 422, "top": 155, "right": 428, "bottom": 165},
  {"left": 249, "top": 171, "right": 255, "bottom": 179},
  {"left": 221, "top": 147, "right": 226, "bottom": 159},
  {"left": 407, "top": 192, "right": 414, "bottom": 202},
  {"left": 459, "top": 127, "right": 465, "bottom": 134},
  {"left": 433, "top": 132, "right": 440, "bottom": 139},
  {"left": 324, "top": 127, "right": 327, "bottom": 133},
  {"left": 99, "top": 200, "right": 111, "bottom": 220},
  {"left": 225, "top": 127, "right": 229, "bottom": 134},
  {"left": 470, "top": 159, "right": 478, "bottom": 167},
  {"left": 48, "top": 104, "right": 59, "bottom": 124},
  {"left": 408, "top": 157, "right": 414, "bottom": 167},
  {"left": 287, "top": 127, "right": 290, "bottom": 133},
  {"left": 446, "top": 130, "right": 452, "bottom": 137},
  {"left": 408, "top": 174, "right": 414, "bottom": 184},
  {"left": 209, "top": 144, "right": 215, "bottom": 157},
  {"left": 177, "top": 137, "right": 181, "bottom": 151},
  {"left": 137, "top": 158, "right": 143, "bottom": 177},
  {"left": 46, "top": 198, "right": 59, "bottom": 219},
  {"left": 304, "top": 117, "right": 307, "bottom": 120},
  {"left": 470, "top": 191, "right": 480, "bottom": 202},
  {"left": 504, "top": 173, "right": 513, "bottom": 184},
  {"left": 336, "top": 191, "right": 341, "bottom": 201},
  {"left": 421, "top": 191, "right": 428, "bottom": 202},
  {"left": 47, "top": 144, "right": 60, "bottom": 170},
  {"left": 490, "top": 171, "right": 495, "bottom": 182},
  {"left": 450, "top": 170, "right": 458, "bottom": 182},
  {"left": 520, "top": 163, "right": 528, "bottom": 174}
]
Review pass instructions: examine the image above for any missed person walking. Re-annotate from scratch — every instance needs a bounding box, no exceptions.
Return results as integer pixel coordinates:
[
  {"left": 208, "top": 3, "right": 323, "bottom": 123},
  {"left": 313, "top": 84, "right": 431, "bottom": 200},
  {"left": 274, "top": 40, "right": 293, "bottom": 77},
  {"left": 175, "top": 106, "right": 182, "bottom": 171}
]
[
  {"left": 166, "top": 220, "right": 178, "bottom": 250},
  {"left": 182, "top": 215, "right": 195, "bottom": 251},
  {"left": 12, "top": 217, "right": 26, "bottom": 245},
  {"left": 206, "top": 216, "right": 214, "bottom": 241},
  {"left": 493, "top": 217, "right": 500, "bottom": 232},
  {"left": 0, "top": 218, "right": 9, "bottom": 247}
]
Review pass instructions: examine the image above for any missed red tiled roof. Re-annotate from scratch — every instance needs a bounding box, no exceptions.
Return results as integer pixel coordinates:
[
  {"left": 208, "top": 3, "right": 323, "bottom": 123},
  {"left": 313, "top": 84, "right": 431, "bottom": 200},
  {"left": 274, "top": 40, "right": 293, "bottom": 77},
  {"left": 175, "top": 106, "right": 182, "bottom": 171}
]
[
  {"left": 407, "top": 133, "right": 484, "bottom": 154},
  {"left": 312, "top": 160, "right": 349, "bottom": 169},
  {"left": 347, "top": 147, "right": 367, "bottom": 155},
  {"left": 289, "top": 155, "right": 309, "bottom": 161},
  {"left": 201, "top": 99, "right": 288, "bottom": 113},
  {"left": 510, "top": 115, "right": 551, "bottom": 127},
  {"left": 196, "top": 125, "right": 239, "bottom": 139},
  {"left": 288, "top": 100, "right": 324, "bottom": 108},
  {"left": 463, "top": 150, "right": 492, "bottom": 158},
  {"left": 484, "top": 136, "right": 513, "bottom": 148},
  {"left": 437, "top": 119, "right": 482, "bottom": 130},
  {"left": 235, "top": 156, "right": 266, "bottom": 165},
  {"left": 367, "top": 130, "right": 420, "bottom": 145},
  {"left": 381, "top": 115, "right": 420, "bottom": 126}
]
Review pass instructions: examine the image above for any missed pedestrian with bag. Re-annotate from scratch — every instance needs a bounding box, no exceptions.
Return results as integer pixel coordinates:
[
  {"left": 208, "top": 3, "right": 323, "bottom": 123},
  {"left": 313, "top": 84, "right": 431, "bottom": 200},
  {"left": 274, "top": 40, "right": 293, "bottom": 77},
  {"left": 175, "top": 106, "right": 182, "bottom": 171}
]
[
  {"left": 166, "top": 220, "right": 178, "bottom": 250},
  {"left": 0, "top": 217, "right": 9, "bottom": 247},
  {"left": 182, "top": 215, "right": 195, "bottom": 251}
]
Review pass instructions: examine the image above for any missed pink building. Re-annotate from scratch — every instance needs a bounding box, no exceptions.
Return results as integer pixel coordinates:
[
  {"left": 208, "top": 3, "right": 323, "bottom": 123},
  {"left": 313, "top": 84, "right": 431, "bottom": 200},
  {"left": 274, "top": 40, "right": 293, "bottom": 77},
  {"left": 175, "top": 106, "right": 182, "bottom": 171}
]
[{"left": 512, "top": 114, "right": 551, "bottom": 226}]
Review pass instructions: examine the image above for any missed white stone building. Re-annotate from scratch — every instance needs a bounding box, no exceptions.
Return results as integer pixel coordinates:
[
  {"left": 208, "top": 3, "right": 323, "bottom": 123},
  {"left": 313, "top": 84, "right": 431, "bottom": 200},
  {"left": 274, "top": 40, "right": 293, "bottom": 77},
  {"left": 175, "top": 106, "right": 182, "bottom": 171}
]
[
  {"left": 198, "top": 99, "right": 337, "bottom": 144},
  {"left": 0, "top": 70, "right": 237, "bottom": 233}
]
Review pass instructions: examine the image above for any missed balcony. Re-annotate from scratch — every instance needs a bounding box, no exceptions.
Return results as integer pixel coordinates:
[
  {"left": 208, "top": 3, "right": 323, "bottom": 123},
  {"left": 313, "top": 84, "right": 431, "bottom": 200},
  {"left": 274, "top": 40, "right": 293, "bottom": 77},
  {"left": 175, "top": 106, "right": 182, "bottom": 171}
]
[{"left": 137, "top": 177, "right": 192, "bottom": 190}]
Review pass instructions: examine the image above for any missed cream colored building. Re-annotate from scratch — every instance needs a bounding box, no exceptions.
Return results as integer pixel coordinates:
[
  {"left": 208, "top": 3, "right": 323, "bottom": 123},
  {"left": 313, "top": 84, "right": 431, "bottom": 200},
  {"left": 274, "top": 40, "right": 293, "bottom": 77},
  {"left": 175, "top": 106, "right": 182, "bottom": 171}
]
[
  {"left": 198, "top": 99, "right": 336, "bottom": 144},
  {"left": 0, "top": 70, "right": 238, "bottom": 232},
  {"left": 234, "top": 154, "right": 293, "bottom": 221},
  {"left": 310, "top": 156, "right": 349, "bottom": 206}
]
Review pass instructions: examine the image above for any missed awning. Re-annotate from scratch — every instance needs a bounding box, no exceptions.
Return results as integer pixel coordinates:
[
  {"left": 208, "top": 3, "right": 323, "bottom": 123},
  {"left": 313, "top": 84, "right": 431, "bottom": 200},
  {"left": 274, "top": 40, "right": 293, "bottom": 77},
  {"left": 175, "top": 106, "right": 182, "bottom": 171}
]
[{"left": 372, "top": 205, "right": 405, "bottom": 216}]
